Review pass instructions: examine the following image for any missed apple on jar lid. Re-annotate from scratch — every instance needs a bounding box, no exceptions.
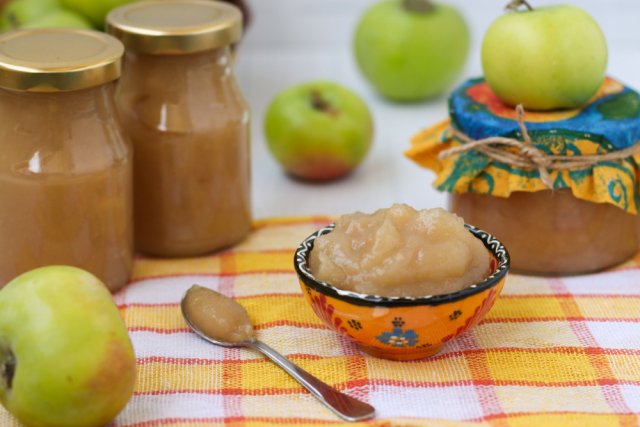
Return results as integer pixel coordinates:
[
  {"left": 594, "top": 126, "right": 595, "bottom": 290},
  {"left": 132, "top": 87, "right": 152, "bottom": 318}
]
[{"left": 482, "top": 0, "right": 608, "bottom": 111}]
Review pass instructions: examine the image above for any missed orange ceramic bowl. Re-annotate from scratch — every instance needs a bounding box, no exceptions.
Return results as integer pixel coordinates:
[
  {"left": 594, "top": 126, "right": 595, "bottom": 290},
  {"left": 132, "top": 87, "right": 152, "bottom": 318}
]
[{"left": 294, "top": 224, "right": 510, "bottom": 361}]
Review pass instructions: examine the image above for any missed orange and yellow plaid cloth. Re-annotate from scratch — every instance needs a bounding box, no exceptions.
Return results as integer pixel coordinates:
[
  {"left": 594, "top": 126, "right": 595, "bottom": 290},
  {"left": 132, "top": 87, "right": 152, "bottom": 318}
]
[{"left": 2, "top": 217, "right": 640, "bottom": 427}]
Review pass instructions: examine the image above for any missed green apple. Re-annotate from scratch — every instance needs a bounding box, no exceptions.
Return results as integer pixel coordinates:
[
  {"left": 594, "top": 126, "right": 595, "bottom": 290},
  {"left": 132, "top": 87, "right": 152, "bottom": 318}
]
[
  {"left": 482, "top": 1, "right": 608, "bottom": 110},
  {"left": 22, "top": 8, "right": 93, "bottom": 29},
  {"left": 59, "top": 0, "right": 134, "bottom": 27},
  {"left": 0, "top": 266, "right": 136, "bottom": 427},
  {"left": 0, "top": 0, "right": 60, "bottom": 31},
  {"left": 264, "top": 81, "right": 373, "bottom": 182},
  {"left": 354, "top": 0, "right": 469, "bottom": 102}
]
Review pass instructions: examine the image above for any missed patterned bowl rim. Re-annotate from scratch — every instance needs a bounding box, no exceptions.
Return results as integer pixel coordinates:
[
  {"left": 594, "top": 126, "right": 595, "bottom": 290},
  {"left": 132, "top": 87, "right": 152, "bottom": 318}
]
[{"left": 294, "top": 223, "right": 510, "bottom": 307}]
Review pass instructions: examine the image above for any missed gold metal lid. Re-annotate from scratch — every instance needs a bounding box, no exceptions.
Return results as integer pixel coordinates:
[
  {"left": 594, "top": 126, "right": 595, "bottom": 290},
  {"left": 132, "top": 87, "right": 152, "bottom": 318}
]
[
  {"left": 0, "top": 28, "right": 123, "bottom": 92},
  {"left": 106, "top": 0, "right": 243, "bottom": 55}
]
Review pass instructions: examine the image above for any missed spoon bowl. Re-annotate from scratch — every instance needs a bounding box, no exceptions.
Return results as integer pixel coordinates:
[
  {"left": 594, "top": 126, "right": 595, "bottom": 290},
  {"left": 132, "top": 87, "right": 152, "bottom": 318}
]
[{"left": 180, "top": 299, "right": 254, "bottom": 348}]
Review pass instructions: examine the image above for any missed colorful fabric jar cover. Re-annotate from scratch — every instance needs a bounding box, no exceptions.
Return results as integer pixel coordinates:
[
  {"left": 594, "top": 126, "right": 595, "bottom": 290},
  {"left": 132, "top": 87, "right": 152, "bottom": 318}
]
[{"left": 406, "top": 77, "right": 640, "bottom": 214}]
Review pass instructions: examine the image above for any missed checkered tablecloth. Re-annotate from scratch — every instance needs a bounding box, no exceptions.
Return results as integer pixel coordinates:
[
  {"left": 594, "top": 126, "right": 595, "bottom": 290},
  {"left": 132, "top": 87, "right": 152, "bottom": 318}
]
[{"left": 2, "top": 217, "right": 639, "bottom": 426}]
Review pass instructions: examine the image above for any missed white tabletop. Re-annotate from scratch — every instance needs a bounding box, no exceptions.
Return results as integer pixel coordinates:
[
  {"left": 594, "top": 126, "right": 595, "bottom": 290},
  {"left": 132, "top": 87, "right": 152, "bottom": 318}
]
[{"left": 235, "top": 0, "right": 640, "bottom": 219}]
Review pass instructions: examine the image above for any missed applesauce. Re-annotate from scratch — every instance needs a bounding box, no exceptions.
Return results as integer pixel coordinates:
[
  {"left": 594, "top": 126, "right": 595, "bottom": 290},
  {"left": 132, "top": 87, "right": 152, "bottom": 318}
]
[
  {"left": 108, "top": 0, "right": 251, "bottom": 257},
  {"left": 0, "top": 29, "right": 132, "bottom": 291},
  {"left": 451, "top": 190, "right": 640, "bottom": 275},
  {"left": 309, "top": 204, "right": 490, "bottom": 297},
  {"left": 182, "top": 285, "right": 253, "bottom": 343}
]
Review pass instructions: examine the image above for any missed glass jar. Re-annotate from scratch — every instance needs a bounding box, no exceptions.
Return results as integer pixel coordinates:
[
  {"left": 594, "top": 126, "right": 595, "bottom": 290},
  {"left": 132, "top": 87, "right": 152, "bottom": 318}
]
[
  {"left": 0, "top": 29, "right": 133, "bottom": 291},
  {"left": 450, "top": 190, "right": 639, "bottom": 275},
  {"left": 107, "top": 0, "right": 251, "bottom": 257}
]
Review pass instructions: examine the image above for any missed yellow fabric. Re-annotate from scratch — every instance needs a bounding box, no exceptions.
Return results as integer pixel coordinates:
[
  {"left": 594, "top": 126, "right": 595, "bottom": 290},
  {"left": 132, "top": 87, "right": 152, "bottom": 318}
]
[{"left": 1, "top": 217, "right": 639, "bottom": 427}]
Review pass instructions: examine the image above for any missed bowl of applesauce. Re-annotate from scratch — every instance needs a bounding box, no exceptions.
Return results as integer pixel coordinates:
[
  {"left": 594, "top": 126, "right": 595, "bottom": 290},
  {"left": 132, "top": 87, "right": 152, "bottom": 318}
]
[{"left": 294, "top": 204, "right": 510, "bottom": 361}]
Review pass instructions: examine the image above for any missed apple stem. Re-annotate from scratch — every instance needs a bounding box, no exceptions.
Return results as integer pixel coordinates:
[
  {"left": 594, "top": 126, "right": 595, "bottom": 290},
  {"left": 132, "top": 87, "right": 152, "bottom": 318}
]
[
  {"left": 506, "top": 0, "right": 534, "bottom": 11},
  {"left": 0, "top": 347, "right": 15, "bottom": 390},
  {"left": 309, "top": 90, "right": 339, "bottom": 116},
  {"left": 402, "top": 0, "right": 435, "bottom": 13}
]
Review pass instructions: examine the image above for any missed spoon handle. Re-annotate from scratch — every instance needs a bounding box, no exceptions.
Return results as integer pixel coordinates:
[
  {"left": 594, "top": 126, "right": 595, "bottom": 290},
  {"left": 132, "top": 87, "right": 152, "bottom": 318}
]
[{"left": 248, "top": 340, "right": 375, "bottom": 422}]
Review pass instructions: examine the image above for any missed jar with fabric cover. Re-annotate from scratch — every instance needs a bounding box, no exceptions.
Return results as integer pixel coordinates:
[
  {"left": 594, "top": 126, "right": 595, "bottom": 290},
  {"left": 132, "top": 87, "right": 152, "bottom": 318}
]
[{"left": 406, "top": 77, "right": 640, "bottom": 275}]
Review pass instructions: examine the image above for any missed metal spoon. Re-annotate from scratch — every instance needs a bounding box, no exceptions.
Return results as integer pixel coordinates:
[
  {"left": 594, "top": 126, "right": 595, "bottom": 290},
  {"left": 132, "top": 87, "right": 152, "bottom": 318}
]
[{"left": 180, "top": 285, "right": 375, "bottom": 422}]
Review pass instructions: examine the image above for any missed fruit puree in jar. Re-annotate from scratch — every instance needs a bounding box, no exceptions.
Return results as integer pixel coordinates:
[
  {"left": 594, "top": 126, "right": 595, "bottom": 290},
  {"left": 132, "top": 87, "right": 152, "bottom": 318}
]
[
  {"left": 115, "top": 49, "right": 250, "bottom": 256},
  {"left": 0, "top": 161, "right": 132, "bottom": 291},
  {"left": 0, "top": 29, "right": 132, "bottom": 291},
  {"left": 309, "top": 204, "right": 490, "bottom": 297},
  {"left": 109, "top": 0, "right": 251, "bottom": 257},
  {"left": 451, "top": 190, "right": 640, "bottom": 275}
]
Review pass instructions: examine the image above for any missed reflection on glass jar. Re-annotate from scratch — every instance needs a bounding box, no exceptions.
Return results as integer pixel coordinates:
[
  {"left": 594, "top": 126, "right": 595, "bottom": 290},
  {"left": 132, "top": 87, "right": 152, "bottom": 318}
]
[
  {"left": 0, "top": 29, "right": 133, "bottom": 291},
  {"left": 108, "top": 0, "right": 251, "bottom": 257}
]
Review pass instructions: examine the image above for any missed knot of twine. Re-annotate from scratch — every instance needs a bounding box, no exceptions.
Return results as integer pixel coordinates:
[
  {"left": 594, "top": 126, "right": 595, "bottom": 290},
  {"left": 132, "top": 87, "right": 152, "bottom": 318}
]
[{"left": 439, "top": 105, "right": 640, "bottom": 189}]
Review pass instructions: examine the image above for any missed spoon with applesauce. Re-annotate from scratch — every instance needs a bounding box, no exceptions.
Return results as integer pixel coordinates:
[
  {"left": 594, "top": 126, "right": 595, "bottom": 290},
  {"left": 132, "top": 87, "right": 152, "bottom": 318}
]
[{"left": 181, "top": 285, "right": 376, "bottom": 422}]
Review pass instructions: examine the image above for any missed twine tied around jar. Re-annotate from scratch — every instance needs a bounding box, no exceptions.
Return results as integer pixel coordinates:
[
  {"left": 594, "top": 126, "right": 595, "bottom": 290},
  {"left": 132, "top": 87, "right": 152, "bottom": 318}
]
[{"left": 439, "top": 105, "right": 640, "bottom": 189}]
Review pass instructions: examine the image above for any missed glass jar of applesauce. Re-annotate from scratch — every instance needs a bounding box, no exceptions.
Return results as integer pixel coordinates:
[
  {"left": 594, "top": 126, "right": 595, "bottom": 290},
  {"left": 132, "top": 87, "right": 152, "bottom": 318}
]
[
  {"left": 0, "top": 29, "right": 133, "bottom": 291},
  {"left": 407, "top": 77, "right": 640, "bottom": 275},
  {"left": 107, "top": 0, "right": 251, "bottom": 257}
]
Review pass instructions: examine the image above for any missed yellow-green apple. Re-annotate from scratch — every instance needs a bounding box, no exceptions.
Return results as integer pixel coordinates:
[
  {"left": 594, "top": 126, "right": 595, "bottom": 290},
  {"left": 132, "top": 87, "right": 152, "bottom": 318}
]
[
  {"left": 482, "top": 1, "right": 608, "bottom": 110},
  {"left": 354, "top": 0, "right": 469, "bottom": 102},
  {"left": 0, "top": 266, "right": 136, "bottom": 427},
  {"left": 264, "top": 81, "right": 373, "bottom": 181},
  {"left": 22, "top": 8, "right": 93, "bottom": 29},
  {"left": 0, "top": 0, "right": 93, "bottom": 30},
  {"left": 0, "top": 0, "right": 59, "bottom": 30},
  {"left": 59, "top": 0, "right": 134, "bottom": 27}
]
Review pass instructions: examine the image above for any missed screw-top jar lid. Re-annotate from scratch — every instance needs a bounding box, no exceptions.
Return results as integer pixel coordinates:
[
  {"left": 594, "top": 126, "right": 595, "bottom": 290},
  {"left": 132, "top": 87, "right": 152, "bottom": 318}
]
[
  {"left": 0, "top": 28, "right": 123, "bottom": 92},
  {"left": 106, "top": 0, "right": 243, "bottom": 55}
]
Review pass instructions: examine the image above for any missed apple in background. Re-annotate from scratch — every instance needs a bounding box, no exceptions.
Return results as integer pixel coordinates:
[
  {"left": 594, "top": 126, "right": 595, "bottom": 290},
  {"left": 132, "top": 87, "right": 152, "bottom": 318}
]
[
  {"left": 0, "top": 0, "right": 59, "bottom": 30},
  {"left": 0, "top": 266, "right": 136, "bottom": 427},
  {"left": 264, "top": 81, "right": 373, "bottom": 182},
  {"left": 0, "top": 0, "right": 94, "bottom": 30},
  {"left": 59, "top": 0, "right": 134, "bottom": 27},
  {"left": 482, "top": 1, "right": 608, "bottom": 110},
  {"left": 354, "top": 0, "right": 469, "bottom": 102},
  {"left": 22, "top": 8, "right": 93, "bottom": 29}
]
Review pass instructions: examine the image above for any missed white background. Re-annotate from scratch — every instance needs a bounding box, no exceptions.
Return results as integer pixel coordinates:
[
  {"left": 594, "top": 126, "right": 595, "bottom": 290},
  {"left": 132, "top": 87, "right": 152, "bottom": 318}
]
[{"left": 234, "top": 0, "right": 640, "bottom": 219}]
